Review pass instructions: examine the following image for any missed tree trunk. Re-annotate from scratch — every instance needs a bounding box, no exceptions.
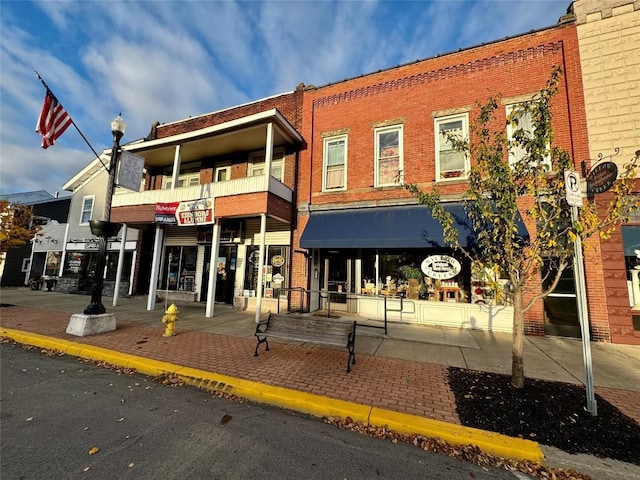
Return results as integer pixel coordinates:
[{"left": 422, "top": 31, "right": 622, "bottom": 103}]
[{"left": 511, "top": 286, "right": 525, "bottom": 389}]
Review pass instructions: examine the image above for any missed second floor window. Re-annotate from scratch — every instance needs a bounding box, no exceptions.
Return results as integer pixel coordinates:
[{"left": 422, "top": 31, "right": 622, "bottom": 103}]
[
  {"left": 249, "top": 148, "right": 284, "bottom": 181},
  {"left": 435, "top": 114, "right": 469, "bottom": 181},
  {"left": 215, "top": 166, "right": 231, "bottom": 182},
  {"left": 323, "top": 135, "right": 347, "bottom": 191},
  {"left": 163, "top": 173, "right": 200, "bottom": 189},
  {"left": 375, "top": 126, "right": 403, "bottom": 187},
  {"left": 80, "top": 196, "right": 94, "bottom": 225}
]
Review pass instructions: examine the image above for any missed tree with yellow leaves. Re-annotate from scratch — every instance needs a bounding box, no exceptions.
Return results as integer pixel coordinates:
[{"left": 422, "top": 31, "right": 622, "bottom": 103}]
[
  {"left": 403, "top": 67, "right": 639, "bottom": 389},
  {"left": 0, "top": 199, "right": 40, "bottom": 253}
]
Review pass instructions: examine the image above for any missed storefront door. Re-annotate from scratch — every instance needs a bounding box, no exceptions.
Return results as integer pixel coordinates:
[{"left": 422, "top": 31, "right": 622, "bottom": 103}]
[{"left": 201, "top": 245, "right": 237, "bottom": 304}]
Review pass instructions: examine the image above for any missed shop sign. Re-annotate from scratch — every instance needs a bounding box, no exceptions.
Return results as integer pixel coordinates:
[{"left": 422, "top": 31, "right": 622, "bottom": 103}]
[
  {"left": 272, "top": 273, "right": 284, "bottom": 284},
  {"left": 586, "top": 161, "right": 617, "bottom": 195},
  {"left": 421, "top": 255, "right": 461, "bottom": 280},
  {"left": 155, "top": 202, "right": 179, "bottom": 225},
  {"left": 271, "top": 255, "right": 285, "bottom": 267},
  {"left": 175, "top": 198, "right": 215, "bottom": 226}
]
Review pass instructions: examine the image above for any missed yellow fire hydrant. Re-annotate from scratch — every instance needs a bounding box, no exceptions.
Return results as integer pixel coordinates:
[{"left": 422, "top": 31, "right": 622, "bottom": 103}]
[{"left": 161, "top": 303, "right": 179, "bottom": 337}]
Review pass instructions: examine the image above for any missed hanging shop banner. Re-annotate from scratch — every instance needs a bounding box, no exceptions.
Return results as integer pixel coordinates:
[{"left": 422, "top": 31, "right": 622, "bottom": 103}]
[
  {"left": 586, "top": 161, "right": 617, "bottom": 195},
  {"left": 175, "top": 198, "right": 215, "bottom": 226},
  {"left": 117, "top": 151, "right": 145, "bottom": 192},
  {"left": 421, "top": 255, "right": 462, "bottom": 280},
  {"left": 155, "top": 202, "right": 180, "bottom": 225}
]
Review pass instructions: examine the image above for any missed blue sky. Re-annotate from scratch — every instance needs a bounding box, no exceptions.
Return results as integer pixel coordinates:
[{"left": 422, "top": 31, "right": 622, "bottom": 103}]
[{"left": 0, "top": 0, "right": 570, "bottom": 197}]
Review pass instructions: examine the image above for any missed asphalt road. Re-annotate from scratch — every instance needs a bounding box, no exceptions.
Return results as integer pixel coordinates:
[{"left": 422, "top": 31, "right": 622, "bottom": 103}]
[{"left": 1, "top": 342, "right": 524, "bottom": 480}]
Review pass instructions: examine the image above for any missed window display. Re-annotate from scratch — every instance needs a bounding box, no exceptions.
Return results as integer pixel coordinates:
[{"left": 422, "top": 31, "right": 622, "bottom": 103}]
[{"left": 162, "top": 246, "right": 197, "bottom": 291}]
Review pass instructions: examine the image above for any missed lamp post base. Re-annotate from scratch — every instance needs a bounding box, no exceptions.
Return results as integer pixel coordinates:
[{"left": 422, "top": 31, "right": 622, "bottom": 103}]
[{"left": 66, "top": 313, "right": 116, "bottom": 336}]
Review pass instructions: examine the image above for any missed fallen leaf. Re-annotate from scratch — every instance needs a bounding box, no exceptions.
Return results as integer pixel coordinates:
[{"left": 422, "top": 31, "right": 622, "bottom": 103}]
[
  {"left": 88, "top": 446, "right": 99, "bottom": 455},
  {"left": 221, "top": 414, "right": 232, "bottom": 426}
]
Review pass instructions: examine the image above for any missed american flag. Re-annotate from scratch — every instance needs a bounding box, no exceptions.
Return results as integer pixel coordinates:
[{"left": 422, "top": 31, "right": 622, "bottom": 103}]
[{"left": 35, "top": 89, "right": 73, "bottom": 149}]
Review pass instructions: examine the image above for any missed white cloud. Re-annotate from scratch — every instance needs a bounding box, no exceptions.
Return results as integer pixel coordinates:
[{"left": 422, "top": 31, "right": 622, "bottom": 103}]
[{"left": 0, "top": 0, "right": 571, "bottom": 195}]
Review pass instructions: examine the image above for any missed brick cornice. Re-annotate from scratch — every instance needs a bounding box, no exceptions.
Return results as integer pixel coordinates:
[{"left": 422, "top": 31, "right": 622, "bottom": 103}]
[{"left": 313, "top": 41, "right": 564, "bottom": 108}]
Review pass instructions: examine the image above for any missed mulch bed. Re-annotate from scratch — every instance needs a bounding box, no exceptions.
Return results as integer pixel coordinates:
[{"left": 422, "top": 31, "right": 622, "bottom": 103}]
[{"left": 448, "top": 367, "right": 640, "bottom": 465}]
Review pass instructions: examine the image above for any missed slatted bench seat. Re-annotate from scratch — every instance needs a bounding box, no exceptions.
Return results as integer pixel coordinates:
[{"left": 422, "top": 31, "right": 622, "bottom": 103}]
[{"left": 254, "top": 313, "right": 357, "bottom": 373}]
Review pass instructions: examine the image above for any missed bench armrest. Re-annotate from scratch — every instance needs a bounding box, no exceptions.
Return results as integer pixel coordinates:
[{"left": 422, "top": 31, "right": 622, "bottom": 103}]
[{"left": 254, "top": 312, "right": 271, "bottom": 335}]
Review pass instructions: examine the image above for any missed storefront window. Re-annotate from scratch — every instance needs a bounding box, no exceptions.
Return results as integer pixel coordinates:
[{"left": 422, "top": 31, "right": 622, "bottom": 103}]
[
  {"left": 360, "top": 250, "right": 471, "bottom": 302},
  {"left": 243, "top": 245, "right": 289, "bottom": 297},
  {"left": 162, "top": 246, "right": 197, "bottom": 291},
  {"left": 44, "top": 251, "right": 62, "bottom": 276},
  {"left": 105, "top": 252, "right": 133, "bottom": 281}
]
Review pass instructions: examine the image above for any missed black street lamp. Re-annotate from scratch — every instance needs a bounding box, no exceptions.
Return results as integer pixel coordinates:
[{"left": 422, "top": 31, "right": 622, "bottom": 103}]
[{"left": 84, "top": 115, "right": 126, "bottom": 315}]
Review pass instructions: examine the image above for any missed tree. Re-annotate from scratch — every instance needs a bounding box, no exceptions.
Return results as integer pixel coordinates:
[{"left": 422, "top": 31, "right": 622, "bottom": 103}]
[
  {"left": 403, "top": 67, "right": 639, "bottom": 389},
  {"left": 0, "top": 200, "right": 40, "bottom": 253}
]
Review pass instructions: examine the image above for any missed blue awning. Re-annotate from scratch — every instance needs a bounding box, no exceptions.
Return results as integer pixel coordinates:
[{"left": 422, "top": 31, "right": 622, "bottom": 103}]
[{"left": 300, "top": 204, "right": 512, "bottom": 249}]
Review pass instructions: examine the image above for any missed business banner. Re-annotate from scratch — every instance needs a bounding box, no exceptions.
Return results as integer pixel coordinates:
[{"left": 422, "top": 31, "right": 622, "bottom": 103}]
[
  {"left": 175, "top": 198, "right": 215, "bottom": 226},
  {"left": 155, "top": 202, "right": 179, "bottom": 225}
]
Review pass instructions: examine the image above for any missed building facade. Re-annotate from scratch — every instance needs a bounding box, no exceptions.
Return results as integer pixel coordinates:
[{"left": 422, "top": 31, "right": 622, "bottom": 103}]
[
  {"left": 291, "top": 21, "right": 599, "bottom": 337},
  {"left": 51, "top": 0, "right": 639, "bottom": 344},
  {"left": 573, "top": 0, "right": 640, "bottom": 344},
  {"left": 109, "top": 89, "right": 303, "bottom": 318},
  {"left": 0, "top": 191, "right": 70, "bottom": 287}
]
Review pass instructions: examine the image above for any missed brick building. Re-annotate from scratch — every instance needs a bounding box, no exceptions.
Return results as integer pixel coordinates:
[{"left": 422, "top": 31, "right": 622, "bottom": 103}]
[
  {"left": 573, "top": 0, "right": 640, "bottom": 344},
  {"left": 56, "top": 0, "right": 639, "bottom": 343},
  {"left": 291, "top": 20, "right": 601, "bottom": 337}
]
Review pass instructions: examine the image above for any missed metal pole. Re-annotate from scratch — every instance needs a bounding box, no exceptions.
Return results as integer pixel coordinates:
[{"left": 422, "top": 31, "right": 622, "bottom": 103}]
[
  {"left": 571, "top": 205, "right": 598, "bottom": 416},
  {"left": 84, "top": 130, "right": 121, "bottom": 315}
]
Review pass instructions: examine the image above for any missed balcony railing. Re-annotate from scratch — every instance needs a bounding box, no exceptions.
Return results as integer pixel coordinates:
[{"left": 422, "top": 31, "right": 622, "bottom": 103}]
[{"left": 112, "top": 175, "right": 292, "bottom": 208}]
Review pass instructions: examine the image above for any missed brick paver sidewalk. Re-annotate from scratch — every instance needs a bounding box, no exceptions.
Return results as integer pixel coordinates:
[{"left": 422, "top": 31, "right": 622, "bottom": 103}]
[{"left": 0, "top": 306, "right": 460, "bottom": 424}]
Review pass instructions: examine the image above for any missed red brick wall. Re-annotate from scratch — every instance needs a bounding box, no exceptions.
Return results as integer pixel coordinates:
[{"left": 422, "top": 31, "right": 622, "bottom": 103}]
[
  {"left": 291, "top": 24, "right": 592, "bottom": 333},
  {"left": 152, "top": 90, "right": 304, "bottom": 139}
]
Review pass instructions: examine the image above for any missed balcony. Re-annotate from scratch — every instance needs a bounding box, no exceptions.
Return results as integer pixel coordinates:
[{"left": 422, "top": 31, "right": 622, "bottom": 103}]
[{"left": 112, "top": 175, "right": 292, "bottom": 208}]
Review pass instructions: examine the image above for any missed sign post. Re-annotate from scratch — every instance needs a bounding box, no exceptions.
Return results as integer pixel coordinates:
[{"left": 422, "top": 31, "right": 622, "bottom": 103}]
[{"left": 565, "top": 170, "right": 597, "bottom": 416}]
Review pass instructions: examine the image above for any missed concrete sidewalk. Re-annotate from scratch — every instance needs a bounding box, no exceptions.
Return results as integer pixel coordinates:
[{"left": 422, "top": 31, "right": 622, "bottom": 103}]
[{"left": 1, "top": 287, "right": 639, "bottom": 477}]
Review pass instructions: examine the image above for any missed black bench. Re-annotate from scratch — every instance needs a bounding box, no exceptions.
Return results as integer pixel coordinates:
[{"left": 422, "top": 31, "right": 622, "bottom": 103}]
[{"left": 254, "top": 313, "right": 357, "bottom": 373}]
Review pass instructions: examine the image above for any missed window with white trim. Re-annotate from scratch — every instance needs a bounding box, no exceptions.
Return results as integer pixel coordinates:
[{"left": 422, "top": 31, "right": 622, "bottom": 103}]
[
  {"left": 80, "top": 196, "right": 94, "bottom": 225},
  {"left": 375, "top": 125, "right": 403, "bottom": 187},
  {"left": 249, "top": 148, "right": 284, "bottom": 181},
  {"left": 435, "top": 114, "right": 468, "bottom": 181},
  {"left": 163, "top": 173, "right": 200, "bottom": 189},
  {"left": 322, "top": 135, "right": 347, "bottom": 191},
  {"left": 506, "top": 103, "right": 551, "bottom": 171},
  {"left": 215, "top": 166, "right": 231, "bottom": 182}
]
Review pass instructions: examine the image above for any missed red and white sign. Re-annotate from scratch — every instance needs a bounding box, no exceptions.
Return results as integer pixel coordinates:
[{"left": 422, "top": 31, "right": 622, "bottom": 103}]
[
  {"left": 155, "top": 202, "right": 180, "bottom": 225},
  {"left": 175, "top": 198, "right": 215, "bottom": 226}
]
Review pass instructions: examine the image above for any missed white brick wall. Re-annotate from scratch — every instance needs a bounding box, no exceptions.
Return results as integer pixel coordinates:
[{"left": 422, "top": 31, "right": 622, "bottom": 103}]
[{"left": 574, "top": 0, "right": 640, "bottom": 169}]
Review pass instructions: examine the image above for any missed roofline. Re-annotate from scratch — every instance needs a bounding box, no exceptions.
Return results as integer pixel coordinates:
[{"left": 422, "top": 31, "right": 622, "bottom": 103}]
[
  {"left": 159, "top": 90, "right": 295, "bottom": 128},
  {"left": 125, "top": 108, "right": 302, "bottom": 154},
  {"left": 311, "top": 22, "right": 572, "bottom": 92}
]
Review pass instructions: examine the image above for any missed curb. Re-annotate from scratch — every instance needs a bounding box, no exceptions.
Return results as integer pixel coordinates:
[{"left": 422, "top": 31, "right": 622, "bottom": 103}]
[{"left": 1, "top": 327, "right": 544, "bottom": 464}]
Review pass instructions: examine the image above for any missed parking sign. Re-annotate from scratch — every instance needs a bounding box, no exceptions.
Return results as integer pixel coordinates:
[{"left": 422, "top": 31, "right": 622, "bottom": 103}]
[{"left": 564, "top": 170, "right": 582, "bottom": 207}]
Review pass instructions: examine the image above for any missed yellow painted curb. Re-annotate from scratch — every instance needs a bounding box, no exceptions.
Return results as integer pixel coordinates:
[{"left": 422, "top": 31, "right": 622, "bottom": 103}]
[
  {"left": 2, "top": 327, "right": 543, "bottom": 464},
  {"left": 369, "top": 407, "right": 544, "bottom": 464}
]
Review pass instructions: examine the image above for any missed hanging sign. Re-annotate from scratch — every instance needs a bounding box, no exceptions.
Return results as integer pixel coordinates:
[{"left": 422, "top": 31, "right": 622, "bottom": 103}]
[
  {"left": 155, "top": 202, "right": 179, "bottom": 225},
  {"left": 586, "top": 161, "right": 617, "bottom": 195},
  {"left": 271, "top": 255, "right": 285, "bottom": 267},
  {"left": 421, "top": 255, "right": 461, "bottom": 280},
  {"left": 175, "top": 198, "right": 215, "bottom": 226},
  {"left": 117, "top": 151, "right": 145, "bottom": 192}
]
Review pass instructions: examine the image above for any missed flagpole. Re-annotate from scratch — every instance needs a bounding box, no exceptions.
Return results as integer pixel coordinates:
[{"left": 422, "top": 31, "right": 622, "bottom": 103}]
[{"left": 34, "top": 71, "right": 110, "bottom": 172}]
